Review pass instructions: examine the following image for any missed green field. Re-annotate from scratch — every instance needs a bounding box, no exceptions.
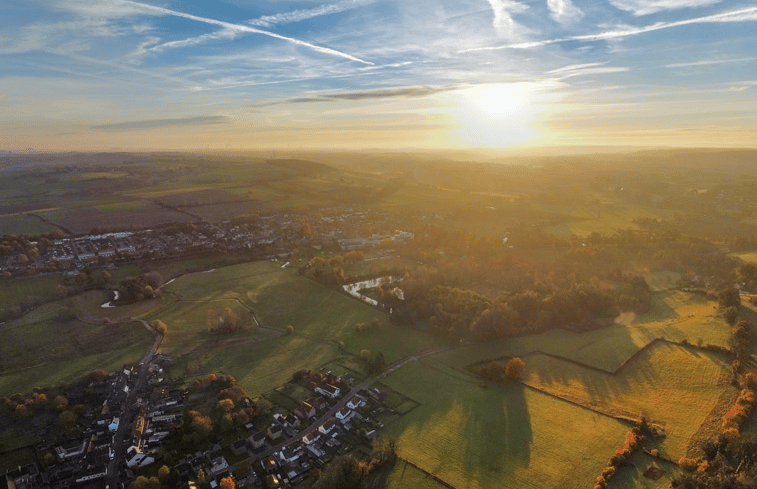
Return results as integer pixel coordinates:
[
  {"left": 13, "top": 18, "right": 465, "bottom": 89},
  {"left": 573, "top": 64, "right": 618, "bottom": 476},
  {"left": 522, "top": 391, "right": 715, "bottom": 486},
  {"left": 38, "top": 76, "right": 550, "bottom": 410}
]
[
  {"left": 0, "top": 214, "right": 58, "bottom": 236},
  {"left": 610, "top": 452, "right": 682, "bottom": 489},
  {"left": 520, "top": 342, "right": 731, "bottom": 460},
  {"left": 0, "top": 275, "right": 63, "bottom": 312},
  {"left": 381, "top": 359, "right": 631, "bottom": 489},
  {"left": 364, "top": 459, "right": 450, "bottom": 489},
  {"left": 433, "top": 290, "right": 730, "bottom": 374},
  {"left": 137, "top": 261, "right": 440, "bottom": 394}
]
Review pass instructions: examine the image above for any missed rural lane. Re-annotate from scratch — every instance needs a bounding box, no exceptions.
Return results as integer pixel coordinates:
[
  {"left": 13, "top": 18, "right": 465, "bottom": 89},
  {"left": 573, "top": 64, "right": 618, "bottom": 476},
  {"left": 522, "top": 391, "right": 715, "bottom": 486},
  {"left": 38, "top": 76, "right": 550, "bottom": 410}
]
[{"left": 106, "top": 319, "right": 163, "bottom": 489}]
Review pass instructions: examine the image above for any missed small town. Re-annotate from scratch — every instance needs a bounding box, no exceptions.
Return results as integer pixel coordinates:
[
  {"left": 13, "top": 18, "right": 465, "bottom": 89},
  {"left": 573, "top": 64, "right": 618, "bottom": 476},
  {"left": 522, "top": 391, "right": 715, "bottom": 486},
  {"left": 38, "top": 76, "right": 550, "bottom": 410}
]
[{"left": 2, "top": 348, "right": 406, "bottom": 489}]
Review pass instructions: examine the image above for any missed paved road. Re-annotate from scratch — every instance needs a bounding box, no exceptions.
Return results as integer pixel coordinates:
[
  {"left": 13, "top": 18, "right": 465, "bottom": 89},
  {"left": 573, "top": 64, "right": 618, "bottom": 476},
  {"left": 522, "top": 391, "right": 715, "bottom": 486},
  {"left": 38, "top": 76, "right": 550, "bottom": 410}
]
[
  {"left": 106, "top": 319, "right": 163, "bottom": 489},
  {"left": 254, "top": 342, "right": 461, "bottom": 461}
]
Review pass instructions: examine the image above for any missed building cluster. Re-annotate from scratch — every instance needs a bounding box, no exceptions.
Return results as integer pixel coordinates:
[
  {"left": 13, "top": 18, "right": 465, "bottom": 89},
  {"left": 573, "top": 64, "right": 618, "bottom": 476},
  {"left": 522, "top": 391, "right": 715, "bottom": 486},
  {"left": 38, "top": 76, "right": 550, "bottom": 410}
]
[
  {"left": 1, "top": 355, "right": 178, "bottom": 489},
  {"left": 0, "top": 208, "right": 406, "bottom": 278}
]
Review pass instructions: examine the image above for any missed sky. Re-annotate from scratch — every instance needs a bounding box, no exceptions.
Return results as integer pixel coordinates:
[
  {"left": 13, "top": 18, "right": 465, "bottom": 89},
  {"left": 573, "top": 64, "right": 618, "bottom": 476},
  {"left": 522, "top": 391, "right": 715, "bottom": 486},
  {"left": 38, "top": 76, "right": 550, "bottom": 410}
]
[{"left": 0, "top": 0, "right": 756, "bottom": 151}]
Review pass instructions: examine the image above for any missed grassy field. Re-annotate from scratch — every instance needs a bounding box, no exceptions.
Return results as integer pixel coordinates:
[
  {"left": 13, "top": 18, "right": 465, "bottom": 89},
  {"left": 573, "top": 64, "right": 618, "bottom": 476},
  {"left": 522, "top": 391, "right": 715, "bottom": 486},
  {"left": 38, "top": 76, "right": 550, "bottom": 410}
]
[
  {"left": 520, "top": 342, "right": 731, "bottom": 460},
  {"left": 731, "top": 251, "right": 757, "bottom": 264},
  {"left": 137, "top": 260, "right": 440, "bottom": 394},
  {"left": 381, "top": 359, "right": 631, "bottom": 489},
  {"left": 610, "top": 452, "right": 682, "bottom": 489},
  {"left": 434, "top": 290, "right": 730, "bottom": 374},
  {"left": 364, "top": 458, "right": 451, "bottom": 489},
  {"left": 0, "top": 275, "right": 63, "bottom": 311},
  {"left": 0, "top": 214, "right": 58, "bottom": 236}
]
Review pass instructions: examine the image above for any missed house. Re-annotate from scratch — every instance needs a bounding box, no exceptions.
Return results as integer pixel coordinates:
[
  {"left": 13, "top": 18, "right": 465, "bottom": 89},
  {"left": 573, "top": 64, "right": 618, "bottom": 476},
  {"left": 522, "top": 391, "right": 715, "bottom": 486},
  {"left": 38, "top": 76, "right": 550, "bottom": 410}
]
[
  {"left": 231, "top": 439, "right": 248, "bottom": 456},
  {"left": 311, "top": 397, "right": 329, "bottom": 411},
  {"left": 267, "top": 422, "right": 283, "bottom": 440},
  {"left": 314, "top": 384, "right": 340, "bottom": 399},
  {"left": 282, "top": 413, "right": 300, "bottom": 428},
  {"left": 249, "top": 432, "right": 266, "bottom": 450},
  {"left": 335, "top": 408, "right": 352, "bottom": 421},
  {"left": 276, "top": 446, "right": 300, "bottom": 466},
  {"left": 319, "top": 418, "right": 336, "bottom": 435},
  {"left": 126, "top": 446, "right": 155, "bottom": 468},
  {"left": 346, "top": 395, "right": 365, "bottom": 410},
  {"left": 302, "top": 431, "right": 320, "bottom": 445},
  {"left": 294, "top": 401, "right": 315, "bottom": 419},
  {"left": 261, "top": 456, "right": 277, "bottom": 473},
  {"left": 266, "top": 474, "right": 281, "bottom": 488},
  {"left": 365, "top": 430, "right": 378, "bottom": 441}
]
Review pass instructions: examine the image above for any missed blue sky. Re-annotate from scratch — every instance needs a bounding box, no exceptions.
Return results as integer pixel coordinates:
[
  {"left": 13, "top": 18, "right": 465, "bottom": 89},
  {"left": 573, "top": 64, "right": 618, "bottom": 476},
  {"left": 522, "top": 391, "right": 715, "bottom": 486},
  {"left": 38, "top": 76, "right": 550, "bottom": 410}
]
[{"left": 1, "top": 0, "right": 755, "bottom": 150}]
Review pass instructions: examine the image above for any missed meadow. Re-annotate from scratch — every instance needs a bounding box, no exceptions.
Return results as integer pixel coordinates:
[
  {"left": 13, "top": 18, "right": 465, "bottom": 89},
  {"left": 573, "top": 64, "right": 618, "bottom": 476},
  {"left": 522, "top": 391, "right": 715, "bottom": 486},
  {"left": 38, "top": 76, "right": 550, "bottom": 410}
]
[
  {"left": 520, "top": 342, "right": 732, "bottom": 460},
  {"left": 136, "top": 260, "right": 443, "bottom": 395},
  {"left": 381, "top": 359, "right": 631, "bottom": 489}
]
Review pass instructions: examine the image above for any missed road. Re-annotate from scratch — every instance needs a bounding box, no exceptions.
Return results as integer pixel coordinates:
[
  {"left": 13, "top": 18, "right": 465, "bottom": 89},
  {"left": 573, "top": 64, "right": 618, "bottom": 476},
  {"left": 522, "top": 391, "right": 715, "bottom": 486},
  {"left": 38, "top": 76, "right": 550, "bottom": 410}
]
[
  {"left": 106, "top": 319, "right": 163, "bottom": 489},
  {"left": 254, "top": 342, "right": 461, "bottom": 461}
]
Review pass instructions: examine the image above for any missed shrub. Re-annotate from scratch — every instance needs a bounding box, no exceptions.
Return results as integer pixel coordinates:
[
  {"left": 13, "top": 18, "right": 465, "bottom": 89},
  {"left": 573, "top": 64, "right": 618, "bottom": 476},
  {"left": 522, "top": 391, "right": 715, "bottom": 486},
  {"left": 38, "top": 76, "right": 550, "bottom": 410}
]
[
  {"left": 678, "top": 458, "right": 698, "bottom": 472},
  {"left": 504, "top": 357, "right": 526, "bottom": 380}
]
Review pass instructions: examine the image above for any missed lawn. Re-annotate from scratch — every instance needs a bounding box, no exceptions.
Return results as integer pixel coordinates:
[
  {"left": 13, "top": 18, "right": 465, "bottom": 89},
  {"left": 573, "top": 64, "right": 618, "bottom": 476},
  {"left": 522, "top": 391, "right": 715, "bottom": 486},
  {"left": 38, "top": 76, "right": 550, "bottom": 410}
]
[
  {"left": 381, "top": 359, "right": 631, "bottom": 489},
  {"left": 520, "top": 342, "right": 732, "bottom": 460}
]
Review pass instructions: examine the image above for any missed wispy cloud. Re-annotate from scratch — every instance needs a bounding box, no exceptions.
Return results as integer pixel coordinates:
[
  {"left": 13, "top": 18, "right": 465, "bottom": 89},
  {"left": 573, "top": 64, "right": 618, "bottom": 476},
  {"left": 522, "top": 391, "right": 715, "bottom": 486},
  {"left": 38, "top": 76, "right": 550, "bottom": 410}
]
[
  {"left": 148, "top": 28, "right": 238, "bottom": 54},
  {"left": 547, "top": 0, "right": 584, "bottom": 26},
  {"left": 547, "top": 63, "right": 630, "bottom": 78},
  {"left": 487, "top": 0, "right": 529, "bottom": 35},
  {"left": 261, "top": 85, "right": 460, "bottom": 105},
  {"left": 91, "top": 115, "right": 227, "bottom": 130},
  {"left": 119, "top": 0, "right": 374, "bottom": 64},
  {"left": 463, "top": 5, "right": 757, "bottom": 51},
  {"left": 665, "top": 57, "right": 756, "bottom": 68},
  {"left": 608, "top": 0, "right": 723, "bottom": 16},
  {"left": 248, "top": 0, "right": 373, "bottom": 28}
]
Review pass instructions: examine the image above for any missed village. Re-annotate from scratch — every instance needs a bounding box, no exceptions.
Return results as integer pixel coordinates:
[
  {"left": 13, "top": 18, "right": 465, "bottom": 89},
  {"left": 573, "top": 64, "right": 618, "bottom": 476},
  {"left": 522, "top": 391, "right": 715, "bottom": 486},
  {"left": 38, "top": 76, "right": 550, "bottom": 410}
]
[
  {"left": 2, "top": 347, "right": 405, "bottom": 489},
  {"left": 0, "top": 207, "right": 413, "bottom": 280}
]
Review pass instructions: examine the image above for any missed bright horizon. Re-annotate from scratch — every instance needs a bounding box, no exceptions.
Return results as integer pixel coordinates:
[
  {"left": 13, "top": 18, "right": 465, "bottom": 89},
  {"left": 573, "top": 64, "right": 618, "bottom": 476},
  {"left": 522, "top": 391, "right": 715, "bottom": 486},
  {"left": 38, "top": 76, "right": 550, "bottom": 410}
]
[{"left": 1, "top": 0, "right": 756, "bottom": 152}]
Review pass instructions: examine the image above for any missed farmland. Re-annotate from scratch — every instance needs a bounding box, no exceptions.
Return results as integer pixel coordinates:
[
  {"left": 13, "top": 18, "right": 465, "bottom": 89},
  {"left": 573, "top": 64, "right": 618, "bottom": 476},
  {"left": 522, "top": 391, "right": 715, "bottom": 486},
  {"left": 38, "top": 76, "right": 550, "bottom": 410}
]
[
  {"left": 381, "top": 359, "right": 631, "bottom": 489},
  {"left": 520, "top": 342, "right": 732, "bottom": 460}
]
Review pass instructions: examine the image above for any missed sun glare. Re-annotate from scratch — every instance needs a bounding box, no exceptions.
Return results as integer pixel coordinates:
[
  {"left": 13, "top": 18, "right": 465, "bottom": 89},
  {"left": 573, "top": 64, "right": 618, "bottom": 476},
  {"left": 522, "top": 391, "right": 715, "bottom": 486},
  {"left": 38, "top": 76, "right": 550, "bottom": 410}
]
[{"left": 450, "top": 83, "right": 557, "bottom": 148}]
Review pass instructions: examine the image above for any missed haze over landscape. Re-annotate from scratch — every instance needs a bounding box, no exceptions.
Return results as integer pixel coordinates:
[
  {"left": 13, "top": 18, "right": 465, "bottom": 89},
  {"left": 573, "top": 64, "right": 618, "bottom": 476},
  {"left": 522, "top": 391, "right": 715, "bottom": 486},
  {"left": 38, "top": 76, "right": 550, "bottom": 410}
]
[
  {"left": 3, "top": 1, "right": 757, "bottom": 489},
  {"left": 2, "top": 0, "right": 756, "bottom": 151}
]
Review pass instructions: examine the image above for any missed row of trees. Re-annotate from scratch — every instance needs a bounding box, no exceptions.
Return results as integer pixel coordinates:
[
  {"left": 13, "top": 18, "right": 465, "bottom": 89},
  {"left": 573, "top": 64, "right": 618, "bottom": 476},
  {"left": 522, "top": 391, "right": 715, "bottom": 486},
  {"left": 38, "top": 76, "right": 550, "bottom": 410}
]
[{"left": 388, "top": 269, "right": 648, "bottom": 340}]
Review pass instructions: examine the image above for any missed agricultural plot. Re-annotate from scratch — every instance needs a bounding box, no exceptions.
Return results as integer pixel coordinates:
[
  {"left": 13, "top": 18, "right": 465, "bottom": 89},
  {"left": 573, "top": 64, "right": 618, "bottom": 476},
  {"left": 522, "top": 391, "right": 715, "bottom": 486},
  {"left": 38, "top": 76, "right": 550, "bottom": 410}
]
[
  {"left": 521, "top": 342, "right": 732, "bottom": 460},
  {"left": 610, "top": 452, "right": 682, "bottom": 489},
  {"left": 0, "top": 298, "right": 153, "bottom": 395},
  {"left": 189, "top": 200, "right": 273, "bottom": 221},
  {"left": 381, "top": 359, "right": 630, "bottom": 489},
  {"left": 732, "top": 251, "right": 757, "bottom": 264},
  {"left": 0, "top": 274, "right": 63, "bottom": 312},
  {"left": 0, "top": 214, "right": 58, "bottom": 236},
  {"left": 434, "top": 290, "right": 730, "bottom": 374},
  {"left": 364, "top": 459, "right": 450, "bottom": 489},
  {"left": 36, "top": 204, "right": 195, "bottom": 234}
]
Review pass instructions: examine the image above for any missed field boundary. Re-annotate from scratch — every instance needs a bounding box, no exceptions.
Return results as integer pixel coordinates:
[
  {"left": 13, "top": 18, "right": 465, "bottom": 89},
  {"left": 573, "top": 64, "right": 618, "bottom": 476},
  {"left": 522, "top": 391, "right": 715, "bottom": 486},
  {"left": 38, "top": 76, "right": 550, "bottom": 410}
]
[{"left": 397, "top": 457, "right": 458, "bottom": 489}]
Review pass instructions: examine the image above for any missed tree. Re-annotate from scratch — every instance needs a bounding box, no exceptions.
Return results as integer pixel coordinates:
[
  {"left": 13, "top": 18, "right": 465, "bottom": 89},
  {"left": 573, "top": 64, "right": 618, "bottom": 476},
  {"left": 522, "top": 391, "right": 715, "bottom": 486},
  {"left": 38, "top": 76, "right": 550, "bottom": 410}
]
[
  {"left": 152, "top": 319, "right": 167, "bottom": 334},
  {"left": 158, "top": 465, "right": 171, "bottom": 484},
  {"left": 286, "top": 325, "right": 294, "bottom": 335},
  {"left": 505, "top": 357, "right": 526, "bottom": 380},
  {"left": 217, "top": 398, "right": 235, "bottom": 413},
  {"left": 313, "top": 456, "right": 368, "bottom": 489},
  {"left": 723, "top": 306, "right": 738, "bottom": 325},
  {"left": 718, "top": 287, "right": 741, "bottom": 309},
  {"left": 220, "top": 477, "right": 235, "bottom": 489}
]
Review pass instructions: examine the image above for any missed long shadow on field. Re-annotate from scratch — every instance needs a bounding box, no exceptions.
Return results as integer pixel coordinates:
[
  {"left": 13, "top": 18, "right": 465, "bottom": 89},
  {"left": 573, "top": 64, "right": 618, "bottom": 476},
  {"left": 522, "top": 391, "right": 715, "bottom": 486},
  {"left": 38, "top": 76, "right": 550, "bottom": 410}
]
[{"left": 392, "top": 364, "right": 532, "bottom": 487}]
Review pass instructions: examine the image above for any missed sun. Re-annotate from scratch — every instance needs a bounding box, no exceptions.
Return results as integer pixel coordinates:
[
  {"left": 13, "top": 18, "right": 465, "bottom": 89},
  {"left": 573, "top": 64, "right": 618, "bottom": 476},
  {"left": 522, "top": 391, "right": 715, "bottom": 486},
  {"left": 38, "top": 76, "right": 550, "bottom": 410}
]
[{"left": 448, "top": 82, "right": 556, "bottom": 148}]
